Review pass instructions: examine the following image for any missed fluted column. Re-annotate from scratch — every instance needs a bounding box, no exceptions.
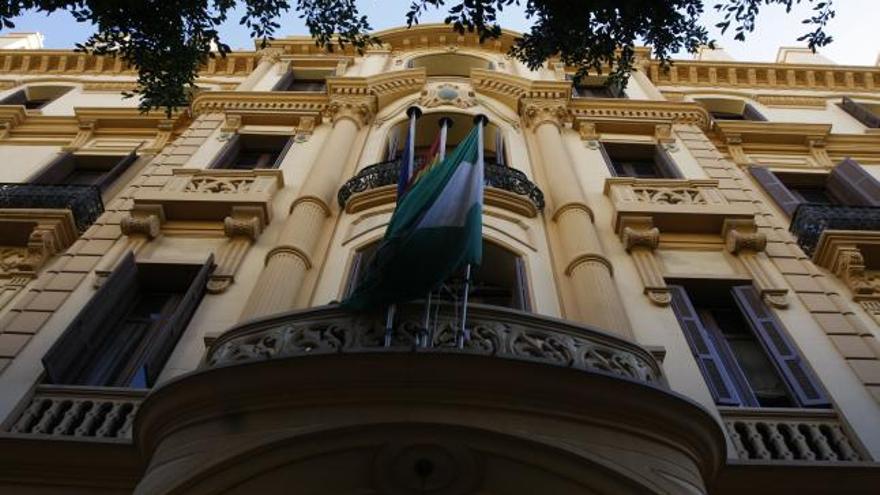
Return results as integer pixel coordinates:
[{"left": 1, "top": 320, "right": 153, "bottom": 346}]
[
  {"left": 523, "top": 99, "right": 633, "bottom": 339},
  {"left": 239, "top": 96, "right": 375, "bottom": 320}
]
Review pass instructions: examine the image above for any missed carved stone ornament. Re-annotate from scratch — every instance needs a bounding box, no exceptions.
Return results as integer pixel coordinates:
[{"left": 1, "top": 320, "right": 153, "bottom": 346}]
[
  {"left": 725, "top": 229, "right": 767, "bottom": 254},
  {"left": 324, "top": 95, "right": 376, "bottom": 128},
  {"left": 224, "top": 215, "right": 263, "bottom": 241},
  {"left": 578, "top": 122, "right": 600, "bottom": 149},
  {"left": 419, "top": 82, "right": 477, "bottom": 109},
  {"left": 622, "top": 226, "right": 660, "bottom": 252},
  {"left": 521, "top": 99, "right": 570, "bottom": 129},
  {"left": 120, "top": 214, "right": 161, "bottom": 239},
  {"left": 256, "top": 47, "right": 285, "bottom": 64}
]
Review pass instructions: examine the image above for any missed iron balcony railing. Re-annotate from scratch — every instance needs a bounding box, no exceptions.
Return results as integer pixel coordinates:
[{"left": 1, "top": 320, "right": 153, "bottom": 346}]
[
  {"left": 0, "top": 183, "right": 104, "bottom": 232},
  {"left": 789, "top": 203, "right": 880, "bottom": 256},
  {"left": 337, "top": 158, "right": 545, "bottom": 211}
]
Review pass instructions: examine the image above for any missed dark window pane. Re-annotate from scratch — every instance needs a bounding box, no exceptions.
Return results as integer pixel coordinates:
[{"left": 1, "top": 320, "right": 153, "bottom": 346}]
[{"left": 788, "top": 186, "right": 839, "bottom": 205}]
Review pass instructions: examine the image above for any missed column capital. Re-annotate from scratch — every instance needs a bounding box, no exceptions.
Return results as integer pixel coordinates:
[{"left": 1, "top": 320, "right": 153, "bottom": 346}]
[
  {"left": 256, "top": 47, "right": 285, "bottom": 64},
  {"left": 324, "top": 95, "right": 376, "bottom": 129},
  {"left": 521, "top": 98, "right": 570, "bottom": 130}
]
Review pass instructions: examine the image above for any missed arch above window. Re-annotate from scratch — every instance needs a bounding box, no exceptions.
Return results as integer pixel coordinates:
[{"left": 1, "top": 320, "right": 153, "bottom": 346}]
[{"left": 407, "top": 53, "right": 494, "bottom": 77}]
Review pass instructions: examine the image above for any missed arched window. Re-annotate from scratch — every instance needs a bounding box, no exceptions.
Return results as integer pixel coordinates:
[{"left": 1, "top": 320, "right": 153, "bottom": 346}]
[
  {"left": 695, "top": 97, "right": 766, "bottom": 121},
  {"left": 346, "top": 239, "right": 530, "bottom": 311},
  {"left": 385, "top": 112, "right": 506, "bottom": 166},
  {"left": 0, "top": 85, "right": 73, "bottom": 110},
  {"left": 407, "top": 53, "right": 494, "bottom": 77}
]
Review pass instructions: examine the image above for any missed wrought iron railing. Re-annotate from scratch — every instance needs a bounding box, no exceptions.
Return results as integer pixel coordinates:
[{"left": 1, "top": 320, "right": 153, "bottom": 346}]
[
  {"left": 789, "top": 204, "right": 880, "bottom": 256},
  {"left": 337, "top": 158, "right": 545, "bottom": 211},
  {"left": 0, "top": 183, "right": 104, "bottom": 232}
]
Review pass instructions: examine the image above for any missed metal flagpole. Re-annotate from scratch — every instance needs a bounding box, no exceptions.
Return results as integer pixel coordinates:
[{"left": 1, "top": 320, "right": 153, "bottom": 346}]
[
  {"left": 384, "top": 303, "right": 396, "bottom": 347},
  {"left": 407, "top": 106, "right": 421, "bottom": 174},
  {"left": 457, "top": 114, "right": 487, "bottom": 348},
  {"left": 438, "top": 117, "right": 453, "bottom": 161}
]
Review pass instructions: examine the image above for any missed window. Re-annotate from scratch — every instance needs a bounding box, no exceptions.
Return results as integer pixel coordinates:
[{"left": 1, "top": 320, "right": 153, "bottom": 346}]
[
  {"left": 839, "top": 96, "right": 880, "bottom": 129},
  {"left": 30, "top": 152, "right": 138, "bottom": 191},
  {"left": 209, "top": 134, "right": 294, "bottom": 170},
  {"left": 750, "top": 159, "right": 880, "bottom": 216},
  {"left": 0, "top": 86, "right": 73, "bottom": 110},
  {"left": 272, "top": 68, "right": 328, "bottom": 92},
  {"left": 346, "top": 240, "right": 530, "bottom": 311},
  {"left": 42, "top": 253, "right": 213, "bottom": 388},
  {"left": 407, "top": 53, "right": 494, "bottom": 77},
  {"left": 669, "top": 281, "right": 829, "bottom": 408},
  {"left": 696, "top": 98, "right": 767, "bottom": 121},
  {"left": 600, "top": 142, "right": 682, "bottom": 178},
  {"left": 567, "top": 74, "right": 624, "bottom": 99}
]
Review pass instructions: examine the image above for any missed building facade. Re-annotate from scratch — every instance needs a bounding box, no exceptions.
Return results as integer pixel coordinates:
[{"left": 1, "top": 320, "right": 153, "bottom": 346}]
[{"left": 0, "top": 24, "right": 879, "bottom": 494}]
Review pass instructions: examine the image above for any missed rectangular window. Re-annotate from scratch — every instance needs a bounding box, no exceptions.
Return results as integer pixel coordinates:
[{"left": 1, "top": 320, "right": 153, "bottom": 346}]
[
  {"left": 210, "top": 134, "right": 294, "bottom": 170},
  {"left": 42, "top": 253, "right": 213, "bottom": 388},
  {"left": 750, "top": 159, "right": 880, "bottom": 216},
  {"left": 601, "top": 142, "right": 682, "bottom": 178},
  {"left": 272, "top": 68, "right": 329, "bottom": 92},
  {"left": 668, "top": 281, "right": 829, "bottom": 408},
  {"left": 30, "top": 152, "right": 138, "bottom": 191}
]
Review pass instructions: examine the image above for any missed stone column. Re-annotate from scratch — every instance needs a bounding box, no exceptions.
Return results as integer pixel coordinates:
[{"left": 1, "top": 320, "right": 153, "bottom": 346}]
[
  {"left": 239, "top": 96, "right": 374, "bottom": 320},
  {"left": 523, "top": 99, "right": 633, "bottom": 339},
  {"left": 237, "top": 48, "right": 284, "bottom": 91}
]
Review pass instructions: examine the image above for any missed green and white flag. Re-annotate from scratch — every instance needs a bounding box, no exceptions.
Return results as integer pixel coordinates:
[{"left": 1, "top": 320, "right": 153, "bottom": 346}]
[{"left": 343, "top": 125, "right": 484, "bottom": 310}]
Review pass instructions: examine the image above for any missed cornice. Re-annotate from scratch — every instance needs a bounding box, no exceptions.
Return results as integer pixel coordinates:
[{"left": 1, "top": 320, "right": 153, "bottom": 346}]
[
  {"left": 471, "top": 69, "right": 571, "bottom": 111},
  {"left": 713, "top": 121, "right": 832, "bottom": 145},
  {"left": 649, "top": 59, "right": 879, "bottom": 93},
  {"left": 326, "top": 68, "right": 427, "bottom": 109},
  {"left": 191, "top": 91, "right": 329, "bottom": 117},
  {"left": 570, "top": 99, "right": 711, "bottom": 130}
]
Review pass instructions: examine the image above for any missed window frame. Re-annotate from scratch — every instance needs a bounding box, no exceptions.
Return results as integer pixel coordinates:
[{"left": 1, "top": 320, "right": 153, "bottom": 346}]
[
  {"left": 600, "top": 141, "right": 683, "bottom": 179},
  {"left": 209, "top": 133, "right": 295, "bottom": 170}
]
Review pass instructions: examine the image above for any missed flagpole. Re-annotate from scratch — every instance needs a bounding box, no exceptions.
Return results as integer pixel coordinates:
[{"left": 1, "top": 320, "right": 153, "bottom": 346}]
[
  {"left": 384, "top": 303, "right": 396, "bottom": 347},
  {"left": 438, "top": 117, "right": 453, "bottom": 161},
  {"left": 457, "top": 114, "right": 488, "bottom": 348},
  {"left": 407, "top": 106, "right": 421, "bottom": 176}
]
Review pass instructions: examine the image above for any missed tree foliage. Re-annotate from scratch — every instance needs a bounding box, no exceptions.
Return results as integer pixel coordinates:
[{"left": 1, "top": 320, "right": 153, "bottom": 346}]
[{"left": 0, "top": 0, "right": 836, "bottom": 116}]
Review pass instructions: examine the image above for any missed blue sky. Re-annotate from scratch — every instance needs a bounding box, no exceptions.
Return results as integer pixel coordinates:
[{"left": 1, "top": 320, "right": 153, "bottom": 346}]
[{"left": 5, "top": 1, "right": 879, "bottom": 66}]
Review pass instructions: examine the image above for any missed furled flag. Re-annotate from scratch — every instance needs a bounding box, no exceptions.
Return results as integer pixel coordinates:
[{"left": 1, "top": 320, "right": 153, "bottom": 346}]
[{"left": 343, "top": 125, "right": 484, "bottom": 310}]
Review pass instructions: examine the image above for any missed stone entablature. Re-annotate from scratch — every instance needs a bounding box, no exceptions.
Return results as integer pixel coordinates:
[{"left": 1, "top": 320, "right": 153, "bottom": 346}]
[
  {"left": 812, "top": 229, "right": 880, "bottom": 325},
  {"left": 649, "top": 59, "right": 880, "bottom": 93}
]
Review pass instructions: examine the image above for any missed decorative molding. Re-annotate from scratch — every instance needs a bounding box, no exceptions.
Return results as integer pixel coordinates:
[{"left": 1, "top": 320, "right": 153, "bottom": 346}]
[
  {"left": 813, "top": 231, "right": 880, "bottom": 325},
  {"left": 120, "top": 213, "right": 161, "bottom": 239},
  {"left": 620, "top": 219, "right": 670, "bottom": 306},
  {"left": 419, "top": 82, "right": 477, "bottom": 109},
  {"left": 723, "top": 219, "right": 788, "bottom": 309},
  {"left": 570, "top": 100, "right": 711, "bottom": 131},
  {"left": 208, "top": 207, "right": 265, "bottom": 294},
  {"left": 754, "top": 95, "right": 828, "bottom": 108},
  {"left": 520, "top": 98, "right": 569, "bottom": 129},
  {"left": 324, "top": 95, "right": 376, "bottom": 128}
]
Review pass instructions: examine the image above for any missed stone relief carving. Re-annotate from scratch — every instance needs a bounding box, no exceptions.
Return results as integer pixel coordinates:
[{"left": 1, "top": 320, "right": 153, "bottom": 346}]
[
  {"left": 419, "top": 83, "right": 477, "bottom": 109},
  {"left": 185, "top": 176, "right": 255, "bottom": 194},
  {"left": 631, "top": 187, "right": 708, "bottom": 205}
]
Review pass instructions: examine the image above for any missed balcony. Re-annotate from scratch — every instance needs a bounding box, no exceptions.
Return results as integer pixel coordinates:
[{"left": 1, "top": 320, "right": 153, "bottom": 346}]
[
  {"left": 132, "top": 303, "right": 726, "bottom": 494},
  {"left": 337, "top": 158, "right": 545, "bottom": 216},
  {"left": 790, "top": 204, "right": 880, "bottom": 256},
  {"left": 604, "top": 178, "right": 754, "bottom": 234},
  {"left": 132, "top": 168, "right": 283, "bottom": 224},
  {"left": 0, "top": 183, "right": 103, "bottom": 232}
]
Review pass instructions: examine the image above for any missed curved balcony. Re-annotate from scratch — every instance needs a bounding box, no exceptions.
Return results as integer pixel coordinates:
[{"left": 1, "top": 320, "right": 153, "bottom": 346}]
[
  {"left": 337, "top": 158, "right": 546, "bottom": 215},
  {"left": 0, "top": 183, "right": 103, "bottom": 232},
  {"left": 133, "top": 304, "right": 724, "bottom": 495},
  {"left": 790, "top": 203, "right": 880, "bottom": 256}
]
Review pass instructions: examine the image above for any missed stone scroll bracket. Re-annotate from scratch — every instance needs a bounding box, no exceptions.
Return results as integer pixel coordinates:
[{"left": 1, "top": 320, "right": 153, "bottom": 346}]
[
  {"left": 619, "top": 216, "right": 670, "bottom": 306},
  {"left": 94, "top": 206, "right": 163, "bottom": 287},
  {"left": 723, "top": 219, "right": 789, "bottom": 308},
  {"left": 207, "top": 207, "right": 265, "bottom": 294}
]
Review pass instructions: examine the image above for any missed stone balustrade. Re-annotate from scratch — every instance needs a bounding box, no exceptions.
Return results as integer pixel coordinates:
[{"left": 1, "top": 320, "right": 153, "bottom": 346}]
[
  {"left": 207, "top": 302, "right": 662, "bottom": 385},
  {"left": 604, "top": 177, "right": 754, "bottom": 234},
  {"left": 5, "top": 385, "right": 145, "bottom": 440},
  {"left": 720, "top": 407, "right": 865, "bottom": 462}
]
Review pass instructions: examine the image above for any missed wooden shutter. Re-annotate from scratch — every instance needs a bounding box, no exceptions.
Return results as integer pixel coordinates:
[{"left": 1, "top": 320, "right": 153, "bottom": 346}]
[
  {"left": 748, "top": 166, "right": 803, "bottom": 216},
  {"left": 731, "top": 285, "right": 830, "bottom": 407},
  {"left": 142, "top": 255, "right": 214, "bottom": 386},
  {"left": 668, "top": 285, "right": 742, "bottom": 406},
  {"left": 208, "top": 134, "right": 242, "bottom": 169},
  {"left": 42, "top": 252, "right": 139, "bottom": 384},
  {"left": 29, "top": 152, "right": 76, "bottom": 184},
  {"left": 654, "top": 146, "right": 683, "bottom": 179},
  {"left": 514, "top": 257, "right": 531, "bottom": 312},
  {"left": 344, "top": 251, "right": 364, "bottom": 298},
  {"left": 270, "top": 137, "right": 295, "bottom": 169},
  {"left": 827, "top": 158, "right": 880, "bottom": 207},
  {"left": 271, "top": 71, "right": 295, "bottom": 91},
  {"left": 840, "top": 96, "right": 880, "bottom": 128},
  {"left": 95, "top": 151, "right": 138, "bottom": 191},
  {"left": 0, "top": 89, "right": 28, "bottom": 106},
  {"left": 743, "top": 103, "right": 767, "bottom": 122}
]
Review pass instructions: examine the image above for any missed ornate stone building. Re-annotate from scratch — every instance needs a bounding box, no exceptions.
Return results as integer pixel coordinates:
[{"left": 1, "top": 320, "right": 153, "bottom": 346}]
[{"left": 0, "top": 24, "right": 878, "bottom": 494}]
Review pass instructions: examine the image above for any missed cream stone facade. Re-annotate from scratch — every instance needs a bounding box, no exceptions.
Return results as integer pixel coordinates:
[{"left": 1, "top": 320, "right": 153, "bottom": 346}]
[{"left": 0, "top": 25, "right": 879, "bottom": 494}]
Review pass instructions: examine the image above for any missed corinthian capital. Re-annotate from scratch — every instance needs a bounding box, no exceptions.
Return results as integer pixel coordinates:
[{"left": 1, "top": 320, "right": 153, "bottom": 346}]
[
  {"left": 256, "top": 47, "right": 285, "bottom": 64},
  {"left": 324, "top": 95, "right": 376, "bottom": 128},
  {"left": 521, "top": 99, "right": 569, "bottom": 129}
]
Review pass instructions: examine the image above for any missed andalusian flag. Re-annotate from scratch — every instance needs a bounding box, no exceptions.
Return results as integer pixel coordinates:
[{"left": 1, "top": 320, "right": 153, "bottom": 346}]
[{"left": 343, "top": 125, "right": 484, "bottom": 310}]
